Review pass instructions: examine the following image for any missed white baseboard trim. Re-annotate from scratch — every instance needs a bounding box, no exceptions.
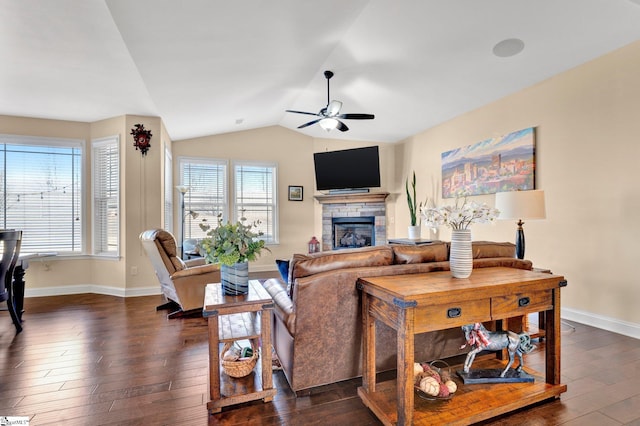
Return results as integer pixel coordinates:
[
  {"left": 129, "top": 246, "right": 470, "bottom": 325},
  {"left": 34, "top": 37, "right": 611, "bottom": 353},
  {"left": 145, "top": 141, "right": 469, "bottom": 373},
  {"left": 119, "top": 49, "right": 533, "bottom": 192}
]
[
  {"left": 25, "top": 285, "right": 161, "bottom": 299},
  {"left": 562, "top": 306, "right": 640, "bottom": 340}
]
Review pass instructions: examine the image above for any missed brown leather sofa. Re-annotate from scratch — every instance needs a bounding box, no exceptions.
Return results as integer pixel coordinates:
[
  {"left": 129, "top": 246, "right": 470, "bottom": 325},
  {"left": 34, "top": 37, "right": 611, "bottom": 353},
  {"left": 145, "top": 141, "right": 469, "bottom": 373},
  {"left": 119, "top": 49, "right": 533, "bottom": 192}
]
[
  {"left": 140, "top": 229, "right": 220, "bottom": 317},
  {"left": 262, "top": 241, "right": 532, "bottom": 394}
]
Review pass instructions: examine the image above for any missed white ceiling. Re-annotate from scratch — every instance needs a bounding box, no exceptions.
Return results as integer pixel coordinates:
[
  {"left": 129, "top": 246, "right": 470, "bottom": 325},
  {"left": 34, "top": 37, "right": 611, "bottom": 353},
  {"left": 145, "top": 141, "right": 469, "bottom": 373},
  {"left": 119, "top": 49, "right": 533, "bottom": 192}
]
[{"left": 2, "top": 0, "right": 640, "bottom": 143}]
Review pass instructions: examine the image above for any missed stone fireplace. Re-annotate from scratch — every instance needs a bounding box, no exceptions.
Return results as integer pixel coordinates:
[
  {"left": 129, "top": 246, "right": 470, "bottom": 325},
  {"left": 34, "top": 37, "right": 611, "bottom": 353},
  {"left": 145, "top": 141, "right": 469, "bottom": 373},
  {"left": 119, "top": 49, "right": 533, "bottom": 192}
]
[{"left": 315, "top": 192, "right": 389, "bottom": 251}]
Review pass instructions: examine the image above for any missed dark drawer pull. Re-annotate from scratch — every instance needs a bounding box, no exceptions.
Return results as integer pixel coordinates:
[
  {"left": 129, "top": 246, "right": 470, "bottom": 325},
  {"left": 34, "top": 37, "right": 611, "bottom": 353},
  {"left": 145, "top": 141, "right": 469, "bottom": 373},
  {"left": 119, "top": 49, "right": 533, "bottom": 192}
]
[
  {"left": 447, "top": 307, "right": 462, "bottom": 318},
  {"left": 518, "top": 297, "right": 531, "bottom": 307}
]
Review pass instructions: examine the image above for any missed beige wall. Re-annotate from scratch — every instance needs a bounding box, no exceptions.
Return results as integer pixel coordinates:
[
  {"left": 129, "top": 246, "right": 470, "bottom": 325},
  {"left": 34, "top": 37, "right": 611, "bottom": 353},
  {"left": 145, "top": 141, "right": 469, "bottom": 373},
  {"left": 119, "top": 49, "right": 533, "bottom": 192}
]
[{"left": 394, "top": 40, "right": 640, "bottom": 330}]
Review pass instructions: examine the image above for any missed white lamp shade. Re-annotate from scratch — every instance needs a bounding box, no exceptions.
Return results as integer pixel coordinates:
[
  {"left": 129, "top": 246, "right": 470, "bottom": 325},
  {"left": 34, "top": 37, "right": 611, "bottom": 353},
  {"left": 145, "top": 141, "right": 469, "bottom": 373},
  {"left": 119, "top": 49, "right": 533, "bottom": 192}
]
[
  {"left": 495, "top": 190, "right": 546, "bottom": 220},
  {"left": 175, "top": 185, "right": 189, "bottom": 194}
]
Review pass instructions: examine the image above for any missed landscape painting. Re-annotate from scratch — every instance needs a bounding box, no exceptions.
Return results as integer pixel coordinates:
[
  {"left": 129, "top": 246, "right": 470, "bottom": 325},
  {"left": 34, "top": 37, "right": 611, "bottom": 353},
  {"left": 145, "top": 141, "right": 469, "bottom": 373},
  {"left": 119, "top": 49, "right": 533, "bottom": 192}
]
[{"left": 441, "top": 127, "right": 535, "bottom": 198}]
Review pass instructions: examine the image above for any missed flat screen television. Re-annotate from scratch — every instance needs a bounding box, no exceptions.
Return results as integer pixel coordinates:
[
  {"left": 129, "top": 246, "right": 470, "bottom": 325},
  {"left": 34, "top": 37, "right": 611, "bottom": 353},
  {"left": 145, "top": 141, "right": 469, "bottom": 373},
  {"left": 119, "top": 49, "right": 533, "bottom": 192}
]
[{"left": 313, "top": 146, "right": 381, "bottom": 192}]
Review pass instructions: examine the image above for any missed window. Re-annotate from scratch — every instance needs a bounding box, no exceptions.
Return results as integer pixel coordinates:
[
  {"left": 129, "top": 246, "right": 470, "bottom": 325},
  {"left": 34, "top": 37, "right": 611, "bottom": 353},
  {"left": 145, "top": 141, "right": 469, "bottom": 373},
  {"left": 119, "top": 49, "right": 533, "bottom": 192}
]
[
  {"left": 179, "top": 158, "right": 228, "bottom": 240},
  {"left": 164, "top": 147, "right": 173, "bottom": 232},
  {"left": 234, "top": 162, "right": 277, "bottom": 244},
  {"left": 0, "top": 135, "right": 83, "bottom": 254},
  {"left": 92, "top": 136, "right": 119, "bottom": 256}
]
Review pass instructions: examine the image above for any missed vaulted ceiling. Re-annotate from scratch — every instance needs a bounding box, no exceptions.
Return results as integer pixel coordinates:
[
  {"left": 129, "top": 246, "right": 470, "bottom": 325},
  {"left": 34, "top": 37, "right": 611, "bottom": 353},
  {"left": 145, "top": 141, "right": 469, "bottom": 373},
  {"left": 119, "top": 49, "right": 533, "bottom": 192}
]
[{"left": 2, "top": 0, "right": 640, "bottom": 143}]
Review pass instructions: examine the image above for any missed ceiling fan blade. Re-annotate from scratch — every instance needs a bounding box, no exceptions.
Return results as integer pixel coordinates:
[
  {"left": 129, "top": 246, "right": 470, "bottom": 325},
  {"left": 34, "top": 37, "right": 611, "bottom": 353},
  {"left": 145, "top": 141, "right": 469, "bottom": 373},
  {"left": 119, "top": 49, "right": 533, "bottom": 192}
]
[
  {"left": 286, "top": 109, "right": 320, "bottom": 117},
  {"left": 336, "top": 120, "right": 349, "bottom": 132},
  {"left": 297, "top": 118, "right": 322, "bottom": 129},
  {"left": 337, "top": 113, "right": 375, "bottom": 120}
]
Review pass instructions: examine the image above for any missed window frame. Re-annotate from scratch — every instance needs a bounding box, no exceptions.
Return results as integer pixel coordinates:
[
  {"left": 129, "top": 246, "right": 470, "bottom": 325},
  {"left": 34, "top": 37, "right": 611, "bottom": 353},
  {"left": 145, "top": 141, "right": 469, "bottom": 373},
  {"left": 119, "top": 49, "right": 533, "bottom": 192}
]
[
  {"left": 232, "top": 160, "right": 278, "bottom": 245},
  {"left": 177, "top": 156, "right": 229, "bottom": 242},
  {"left": 91, "top": 135, "right": 120, "bottom": 257},
  {"left": 164, "top": 147, "right": 173, "bottom": 233},
  {"left": 0, "top": 133, "right": 86, "bottom": 255}
]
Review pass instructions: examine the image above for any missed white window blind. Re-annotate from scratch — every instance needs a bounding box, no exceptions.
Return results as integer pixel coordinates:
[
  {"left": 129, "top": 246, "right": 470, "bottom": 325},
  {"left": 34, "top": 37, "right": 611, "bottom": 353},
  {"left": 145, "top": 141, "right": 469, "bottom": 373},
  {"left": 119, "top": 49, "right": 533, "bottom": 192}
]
[
  {"left": 234, "top": 162, "right": 277, "bottom": 244},
  {"left": 179, "top": 158, "right": 228, "bottom": 240},
  {"left": 0, "top": 135, "right": 83, "bottom": 254},
  {"left": 164, "top": 148, "right": 173, "bottom": 233},
  {"left": 92, "top": 136, "right": 119, "bottom": 256}
]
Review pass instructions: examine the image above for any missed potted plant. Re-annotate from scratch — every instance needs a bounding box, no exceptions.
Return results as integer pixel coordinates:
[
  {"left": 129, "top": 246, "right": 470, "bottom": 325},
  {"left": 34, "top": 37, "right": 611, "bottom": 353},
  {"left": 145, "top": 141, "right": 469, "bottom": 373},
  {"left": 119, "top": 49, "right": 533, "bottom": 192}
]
[
  {"left": 199, "top": 214, "right": 270, "bottom": 295},
  {"left": 405, "top": 171, "right": 425, "bottom": 239}
]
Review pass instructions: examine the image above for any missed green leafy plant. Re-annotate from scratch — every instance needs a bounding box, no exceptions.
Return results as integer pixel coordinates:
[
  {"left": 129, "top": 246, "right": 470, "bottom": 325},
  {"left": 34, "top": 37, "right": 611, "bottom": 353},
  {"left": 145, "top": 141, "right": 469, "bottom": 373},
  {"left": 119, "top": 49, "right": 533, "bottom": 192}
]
[
  {"left": 198, "top": 214, "right": 270, "bottom": 266},
  {"left": 405, "top": 171, "right": 424, "bottom": 226}
]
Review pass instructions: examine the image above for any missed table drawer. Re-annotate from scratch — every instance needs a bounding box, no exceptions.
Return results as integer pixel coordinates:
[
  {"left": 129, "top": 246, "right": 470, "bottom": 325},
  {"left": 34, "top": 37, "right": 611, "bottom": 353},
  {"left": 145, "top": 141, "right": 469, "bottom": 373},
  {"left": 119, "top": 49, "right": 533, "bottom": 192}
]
[
  {"left": 492, "top": 289, "right": 553, "bottom": 318},
  {"left": 414, "top": 299, "right": 491, "bottom": 333}
]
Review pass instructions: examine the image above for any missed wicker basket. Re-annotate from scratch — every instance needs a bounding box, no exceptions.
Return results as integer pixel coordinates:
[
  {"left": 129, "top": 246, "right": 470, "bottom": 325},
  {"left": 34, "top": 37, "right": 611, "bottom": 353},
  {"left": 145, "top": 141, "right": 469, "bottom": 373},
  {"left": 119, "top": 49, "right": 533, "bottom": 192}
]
[{"left": 221, "top": 340, "right": 259, "bottom": 378}]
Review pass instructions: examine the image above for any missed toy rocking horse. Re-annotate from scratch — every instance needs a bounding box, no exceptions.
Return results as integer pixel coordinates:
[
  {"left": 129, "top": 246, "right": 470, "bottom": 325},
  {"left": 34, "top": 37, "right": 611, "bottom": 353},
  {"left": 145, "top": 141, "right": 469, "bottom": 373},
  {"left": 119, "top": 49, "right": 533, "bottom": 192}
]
[{"left": 461, "top": 322, "right": 535, "bottom": 378}]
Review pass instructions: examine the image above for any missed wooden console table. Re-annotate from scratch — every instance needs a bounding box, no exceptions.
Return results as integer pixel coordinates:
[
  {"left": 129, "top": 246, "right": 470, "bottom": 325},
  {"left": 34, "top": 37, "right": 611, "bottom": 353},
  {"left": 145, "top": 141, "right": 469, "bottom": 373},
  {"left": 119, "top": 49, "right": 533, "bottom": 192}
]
[
  {"left": 203, "top": 280, "right": 276, "bottom": 413},
  {"left": 357, "top": 267, "right": 567, "bottom": 425}
]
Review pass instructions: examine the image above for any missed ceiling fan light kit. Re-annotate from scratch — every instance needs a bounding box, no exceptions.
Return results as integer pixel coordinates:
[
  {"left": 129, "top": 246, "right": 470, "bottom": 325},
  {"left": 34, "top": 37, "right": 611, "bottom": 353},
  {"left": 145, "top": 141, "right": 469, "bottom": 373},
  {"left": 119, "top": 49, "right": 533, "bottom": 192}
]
[
  {"left": 286, "top": 70, "right": 374, "bottom": 132},
  {"left": 319, "top": 118, "right": 339, "bottom": 131}
]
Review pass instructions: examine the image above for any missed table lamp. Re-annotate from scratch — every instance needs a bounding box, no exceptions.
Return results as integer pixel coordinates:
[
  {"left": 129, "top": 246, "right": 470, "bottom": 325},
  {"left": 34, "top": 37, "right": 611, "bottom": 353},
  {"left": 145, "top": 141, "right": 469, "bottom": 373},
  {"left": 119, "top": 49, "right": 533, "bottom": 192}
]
[{"left": 494, "top": 190, "right": 546, "bottom": 259}]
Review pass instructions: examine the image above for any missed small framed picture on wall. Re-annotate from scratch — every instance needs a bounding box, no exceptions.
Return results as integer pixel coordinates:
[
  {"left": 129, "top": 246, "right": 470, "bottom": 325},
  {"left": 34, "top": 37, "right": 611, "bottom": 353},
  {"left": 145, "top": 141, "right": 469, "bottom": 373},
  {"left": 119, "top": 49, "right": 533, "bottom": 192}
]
[{"left": 288, "top": 185, "right": 303, "bottom": 201}]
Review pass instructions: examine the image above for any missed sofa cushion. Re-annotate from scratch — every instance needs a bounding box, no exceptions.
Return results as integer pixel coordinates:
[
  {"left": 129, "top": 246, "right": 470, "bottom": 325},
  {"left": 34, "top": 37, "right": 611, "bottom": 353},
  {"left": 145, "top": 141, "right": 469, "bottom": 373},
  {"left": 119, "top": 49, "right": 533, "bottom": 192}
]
[
  {"left": 473, "top": 257, "right": 532, "bottom": 270},
  {"left": 392, "top": 242, "right": 448, "bottom": 264},
  {"left": 292, "top": 246, "right": 394, "bottom": 279},
  {"left": 288, "top": 246, "right": 394, "bottom": 296},
  {"left": 472, "top": 241, "right": 516, "bottom": 258}
]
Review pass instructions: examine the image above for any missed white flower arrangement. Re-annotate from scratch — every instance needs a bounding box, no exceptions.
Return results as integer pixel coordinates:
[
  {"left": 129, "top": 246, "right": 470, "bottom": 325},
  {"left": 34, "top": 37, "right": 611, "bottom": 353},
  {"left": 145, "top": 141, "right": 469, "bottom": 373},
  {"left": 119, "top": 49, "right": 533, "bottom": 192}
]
[{"left": 421, "top": 195, "right": 500, "bottom": 231}]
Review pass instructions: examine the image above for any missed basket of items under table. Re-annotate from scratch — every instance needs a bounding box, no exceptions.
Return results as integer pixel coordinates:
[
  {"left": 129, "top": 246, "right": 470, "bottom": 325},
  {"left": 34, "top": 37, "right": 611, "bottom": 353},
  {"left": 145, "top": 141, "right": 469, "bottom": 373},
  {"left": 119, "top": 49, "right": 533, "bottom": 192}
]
[
  {"left": 221, "top": 340, "right": 259, "bottom": 378},
  {"left": 414, "top": 360, "right": 458, "bottom": 400}
]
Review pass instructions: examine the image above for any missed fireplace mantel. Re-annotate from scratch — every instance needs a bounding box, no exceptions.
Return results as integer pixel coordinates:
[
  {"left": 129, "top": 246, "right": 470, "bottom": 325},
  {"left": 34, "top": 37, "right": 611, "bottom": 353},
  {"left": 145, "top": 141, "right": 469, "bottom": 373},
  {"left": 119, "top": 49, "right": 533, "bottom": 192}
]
[{"left": 314, "top": 192, "right": 389, "bottom": 204}]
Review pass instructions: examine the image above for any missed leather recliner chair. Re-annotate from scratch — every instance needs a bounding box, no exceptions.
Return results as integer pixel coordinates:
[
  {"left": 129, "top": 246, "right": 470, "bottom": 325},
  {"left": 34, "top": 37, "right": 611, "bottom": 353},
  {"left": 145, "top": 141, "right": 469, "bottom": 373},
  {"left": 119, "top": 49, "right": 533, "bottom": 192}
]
[{"left": 139, "top": 229, "right": 220, "bottom": 318}]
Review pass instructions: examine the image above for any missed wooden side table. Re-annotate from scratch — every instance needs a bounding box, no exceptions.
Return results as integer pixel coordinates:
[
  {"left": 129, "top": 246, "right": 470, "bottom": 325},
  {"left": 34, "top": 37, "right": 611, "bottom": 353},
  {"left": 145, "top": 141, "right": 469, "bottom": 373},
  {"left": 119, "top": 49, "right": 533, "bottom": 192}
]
[
  {"left": 357, "top": 267, "right": 567, "bottom": 425},
  {"left": 203, "top": 280, "right": 276, "bottom": 413}
]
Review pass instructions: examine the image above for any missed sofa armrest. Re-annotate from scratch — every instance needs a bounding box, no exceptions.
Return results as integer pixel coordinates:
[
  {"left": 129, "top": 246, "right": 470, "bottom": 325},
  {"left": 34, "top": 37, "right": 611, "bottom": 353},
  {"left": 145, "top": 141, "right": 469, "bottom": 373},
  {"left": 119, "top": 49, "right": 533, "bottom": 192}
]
[
  {"left": 171, "top": 263, "right": 219, "bottom": 278},
  {"left": 263, "top": 278, "right": 296, "bottom": 335},
  {"left": 184, "top": 257, "right": 206, "bottom": 267}
]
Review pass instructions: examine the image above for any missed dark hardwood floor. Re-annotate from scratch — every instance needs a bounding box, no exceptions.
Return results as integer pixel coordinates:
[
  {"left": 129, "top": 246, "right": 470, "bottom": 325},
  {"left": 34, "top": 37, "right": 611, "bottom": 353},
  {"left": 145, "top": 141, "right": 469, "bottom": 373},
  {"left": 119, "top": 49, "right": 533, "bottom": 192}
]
[{"left": 1, "top": 293, "right": 639, "bottom": 425}]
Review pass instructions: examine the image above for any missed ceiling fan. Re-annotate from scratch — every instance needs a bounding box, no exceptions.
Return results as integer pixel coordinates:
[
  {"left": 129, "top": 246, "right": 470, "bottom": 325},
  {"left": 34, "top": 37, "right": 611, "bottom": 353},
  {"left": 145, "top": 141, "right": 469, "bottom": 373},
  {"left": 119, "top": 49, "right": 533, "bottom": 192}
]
[{"left": 286, "top": 70, "right": 375, "bottom": 132}]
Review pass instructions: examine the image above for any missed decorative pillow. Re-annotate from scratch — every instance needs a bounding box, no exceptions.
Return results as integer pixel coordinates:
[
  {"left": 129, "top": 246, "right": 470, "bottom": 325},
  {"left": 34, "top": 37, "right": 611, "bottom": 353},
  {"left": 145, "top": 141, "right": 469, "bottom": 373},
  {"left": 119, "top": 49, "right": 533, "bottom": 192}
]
[{"left": 275, "top": 259, "right": 290, "bottom": 283}]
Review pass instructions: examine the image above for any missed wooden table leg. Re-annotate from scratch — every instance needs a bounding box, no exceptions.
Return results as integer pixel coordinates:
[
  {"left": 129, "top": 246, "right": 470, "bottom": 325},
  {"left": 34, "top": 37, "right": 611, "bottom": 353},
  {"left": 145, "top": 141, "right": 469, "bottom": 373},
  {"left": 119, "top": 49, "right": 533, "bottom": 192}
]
[
  {"left": 261, "top": 309, "right": 274, "bottom": 401},
  {"left": 546, "top": 288, "right": 562, "bottom": 385},
  {"left": 397, "top": 306, "right": 415, "bottom": 426},
  {"left": 208, "top": 315, "right": 221, "bottom": 413},
  {"left": 362, "top": 293, "right": 376, "bottom": 393}
]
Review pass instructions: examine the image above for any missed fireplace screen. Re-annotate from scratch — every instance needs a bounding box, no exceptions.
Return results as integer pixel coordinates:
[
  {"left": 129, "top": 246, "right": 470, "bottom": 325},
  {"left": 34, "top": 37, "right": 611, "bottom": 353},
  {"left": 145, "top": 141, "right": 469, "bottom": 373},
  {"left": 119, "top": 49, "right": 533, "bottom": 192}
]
[{"left": 332, "top": 217, "right": 375, "bottom": 249}]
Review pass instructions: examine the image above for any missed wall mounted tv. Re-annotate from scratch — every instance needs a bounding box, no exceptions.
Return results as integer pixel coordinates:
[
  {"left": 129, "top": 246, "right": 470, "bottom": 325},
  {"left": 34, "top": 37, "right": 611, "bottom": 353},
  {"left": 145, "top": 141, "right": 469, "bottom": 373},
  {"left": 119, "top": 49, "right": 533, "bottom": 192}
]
[{"left": 313, "top": 146, "right": 381, "bottom": 192}]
